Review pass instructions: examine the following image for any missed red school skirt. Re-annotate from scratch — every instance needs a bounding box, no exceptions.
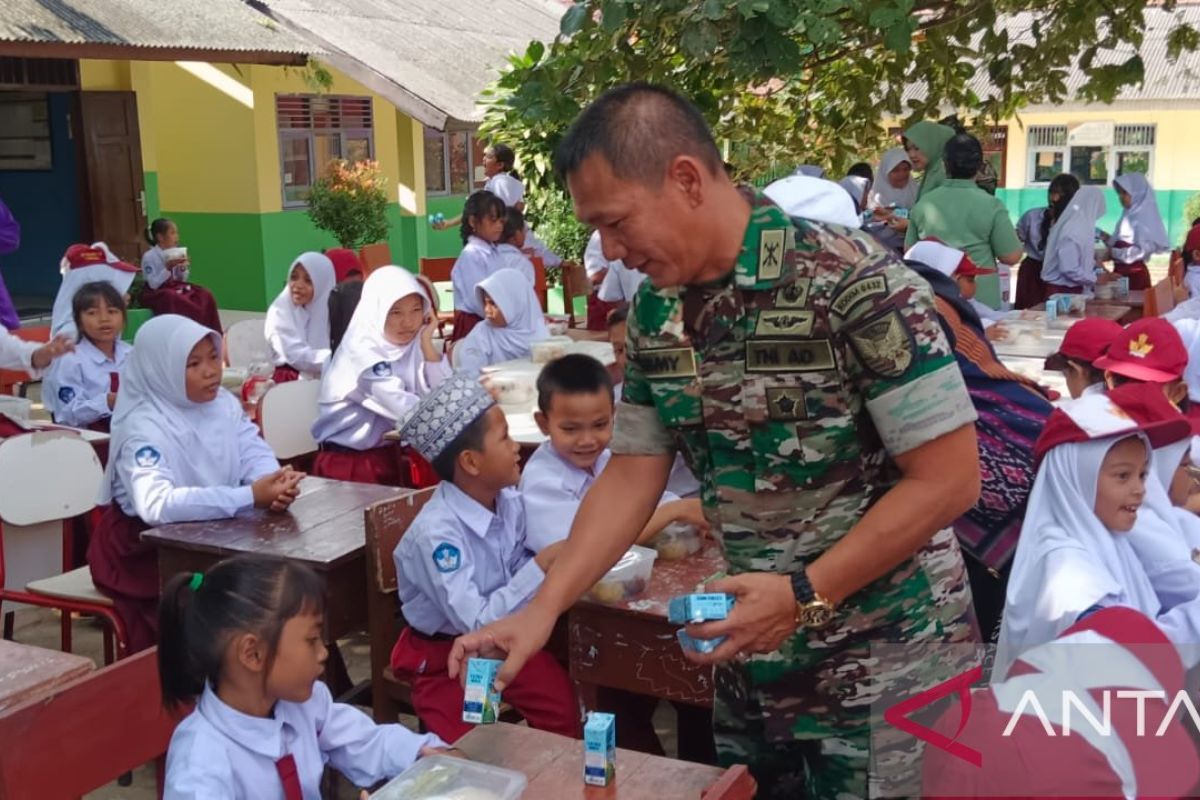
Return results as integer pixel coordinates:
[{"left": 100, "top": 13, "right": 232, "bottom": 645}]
[
  {"left": 86, "top": 503, "right": 156, "bottom": 653},
  {"left": 140, "top": 280, "right": 222, "bottom": 332},
  {"left": 311, "top": 442, "right": 438, "bottom": 488},
  {"left": 390, "top": 627, "right": 580, "bottom": 744},
  {"left": 1111, "top": 255, "right": 1152, "bottom": 291},
  {"left": 272, "top": 365, "right": 300, "bottom": 384},
  {"left": 1013, "top": 256, "right": 1045, "bottom": 310}
]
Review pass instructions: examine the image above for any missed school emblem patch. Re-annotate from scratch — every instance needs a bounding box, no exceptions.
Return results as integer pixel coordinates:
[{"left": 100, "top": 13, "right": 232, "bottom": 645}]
[
  {"left": 57, "top": 386, "right": 75, "bottom": 404},
  {"left": 134, "top": 445, "right": 161, "bottom": 468},
  {"left": 372, "top": 361, "right": 392, "bottom": 377},
  {"left": 432, "top": 543, "right": 461, "bottom": 573},
  {"left": 846, "top": 309, "right": 914, "bottom": 378}
]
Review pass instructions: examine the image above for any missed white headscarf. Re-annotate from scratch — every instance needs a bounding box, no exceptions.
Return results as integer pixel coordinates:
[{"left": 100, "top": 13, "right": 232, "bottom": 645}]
[
  {"left": 1171, "top": 318, "right": 1200, "bottom": 404},
  {"left": 868, "top": 148, "right": 919, "bottom": 210},
  {"left": 904, "top": 240, "right": 967, "bottom": 278},
  {"left": 264, "top": 252, "right": 335, "bottom": 365},
  {"left": 318, "top": 266, "right": 433, "bottom": 405},
  {"left": 455, "top": 268, "right": 549, "bottom": 373},
  {"left": 994, "top": 433, "right": 1161, "bottom": 681},
  {"left": 837, "top": 176, "right": 870, "bottom": 214},
  {"left": 102, "top": 315, "right": 243, "bottom": 502},
  {"left": 763, "top": 176, "right": 861, "bottom": 229},
  {"left": 51, "top": 242, "right": 137, "bottom": 339},
  {"left": 1113, "top": 173, "right": 1169, "bottom": 254},
  {"left": 1042, "top": 186, "right": 1107, "bottom": 279}
]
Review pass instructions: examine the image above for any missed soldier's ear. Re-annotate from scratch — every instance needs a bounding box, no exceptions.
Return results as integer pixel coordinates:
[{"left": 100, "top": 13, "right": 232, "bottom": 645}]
[{"left": 666, "top": 155, "right": 706, "bottom": 209}]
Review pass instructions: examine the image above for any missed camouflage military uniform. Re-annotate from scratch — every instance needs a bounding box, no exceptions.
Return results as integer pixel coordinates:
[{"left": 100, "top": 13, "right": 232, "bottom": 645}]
[{"left": 610, "top": 189, "right": 980, "bottom": 798}]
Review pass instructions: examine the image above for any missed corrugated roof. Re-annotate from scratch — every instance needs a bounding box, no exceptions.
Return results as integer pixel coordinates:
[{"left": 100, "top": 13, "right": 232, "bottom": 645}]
[
  {"left": 256, "top": 0, "right": 565, "bottom": 128},
  {"left": 905, "top": 7, "right": 1200, "bottom": 106},
  {"left": 0, "top": 0, "right": 312, "bottom": 62}
]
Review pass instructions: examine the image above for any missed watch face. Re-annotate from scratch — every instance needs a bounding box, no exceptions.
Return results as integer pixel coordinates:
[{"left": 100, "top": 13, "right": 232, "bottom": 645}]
[{"left": 804, "top": 603, "right": 836, "bottom": 629}]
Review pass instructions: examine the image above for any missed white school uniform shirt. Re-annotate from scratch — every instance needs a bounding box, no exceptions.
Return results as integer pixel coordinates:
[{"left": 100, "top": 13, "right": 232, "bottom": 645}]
[
  {"left": 141, "top": 245, "right": 188, "bottom": 290},
  {"left": 598, "top": 259, "right": 647, "bottom": 304},
  {"left": 523, "top": 227, "right": 561, "bottom": 268},
  {"left": 395, "top": 482, "right": 544, "bottom": 637},
  {"left": 0, "top": 330, "right": 41, "bottom": 374},
  {"left": 312, "top": 267, "right": 450, "bottom": 450},
  {"left": 104, "top": 315, "right": 279, "bottom": 524},
  {"left": 1185, "top": 265, "right": 1200, "bottom": 300},
  {"left": 612, "top": 383, "right": 700, "bottom": 498},
  {"left": 453, "top": 268, "right": 549, "bottom": 376},
  {"left": 494, "top": 243, "right": 535, "bottom": 286},
  {"left": 164, "top": 680, "right": 445, "bottom": 800},
  {"left": 1016, "top": 207, "right": 1047, "bottom": 261},
  {"left": 450, "top": 236, "right": 497, "bottom": 316},
  {"left": 42, "top": 337, "right": 130, "bottom": 426},
  {"left": 484, "top": 172, "right": 525, "bottom": 208},
  {"left": 583, "top": 230, "right": 613, "bottom": 280},
  {"left": 265, "top": 252, "right": 335, "bottom": 377}
]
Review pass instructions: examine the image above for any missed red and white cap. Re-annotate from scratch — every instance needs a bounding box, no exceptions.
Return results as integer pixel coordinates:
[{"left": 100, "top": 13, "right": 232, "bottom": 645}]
[
  {"left": 60, "top": 242, "right": 137, "bottom": 274},
  {"left": 1044, "top": 317, "right": 1123, "bottom": 372},
  {"left": 904, "top": 238, "right": 996, "bottom": 278},
  {"left": 1093, "top": 317, "right": 1188, "bottom": 384},
  {"left": 1032, "top": 388, "right": 1191, "bottom": 464}
]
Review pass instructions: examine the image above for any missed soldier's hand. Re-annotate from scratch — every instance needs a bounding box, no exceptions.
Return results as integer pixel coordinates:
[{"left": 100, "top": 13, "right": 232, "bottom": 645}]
[
  {"left": 448, "top": 602, "right": 557, "bottom": 691},
  {"left": 683, "top": 573, "right": 797, "bottom": 665}
]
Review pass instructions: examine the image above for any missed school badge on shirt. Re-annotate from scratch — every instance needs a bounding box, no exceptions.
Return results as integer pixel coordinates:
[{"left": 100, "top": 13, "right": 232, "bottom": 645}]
[
  {"left": 372, "top": 361, "right": 392, "bottom": 377},
  {"left": 134, "top": 445, "right": 161, "bottom": 468},
  {"left": 57, "top": 386, "right": 75, "bottom": 404},
  {"left": 432, "top": 543, "right": 461, "bottom": 573}
]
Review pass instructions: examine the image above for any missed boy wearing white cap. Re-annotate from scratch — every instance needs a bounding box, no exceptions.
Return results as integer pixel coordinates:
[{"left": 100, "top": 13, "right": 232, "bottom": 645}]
[{"left": 390, "top": 373, "right": 579, "bottom": 743}]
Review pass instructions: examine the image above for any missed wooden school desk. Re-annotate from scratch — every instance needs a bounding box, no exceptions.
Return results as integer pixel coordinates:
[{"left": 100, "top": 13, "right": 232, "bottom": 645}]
[
  {"left": 455, "top": 722, "right": 756, "bottom": 799},
  {"left": 569, "top": 540, "right": 723, "bottom": 709},
  {"left": 0, "top": 639, "right": 93, "bottom": 713},
  {"left": 142, "top": 476, "right": 410, "bottom": 694}
]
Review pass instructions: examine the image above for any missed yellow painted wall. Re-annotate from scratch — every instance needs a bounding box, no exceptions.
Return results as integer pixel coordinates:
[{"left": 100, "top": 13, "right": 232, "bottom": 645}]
[{"left": 78, "top": 59, "right": 131, "bottom": 91}]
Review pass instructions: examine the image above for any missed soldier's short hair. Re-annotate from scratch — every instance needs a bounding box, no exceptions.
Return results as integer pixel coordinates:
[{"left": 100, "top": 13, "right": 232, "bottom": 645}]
[{"left": 553, "top": 83, "right": 723, "bottom": 187}]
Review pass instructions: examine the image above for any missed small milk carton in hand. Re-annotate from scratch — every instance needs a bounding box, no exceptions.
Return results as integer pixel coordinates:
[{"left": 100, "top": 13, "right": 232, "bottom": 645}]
[{"left": 462, "top": 658, "right": 502, "bottom": 725}]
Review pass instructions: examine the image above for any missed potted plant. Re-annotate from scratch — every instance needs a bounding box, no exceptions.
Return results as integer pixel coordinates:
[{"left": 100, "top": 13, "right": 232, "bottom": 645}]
[{"left": 306, "top": 159, "right": 390, "bottom": 250}]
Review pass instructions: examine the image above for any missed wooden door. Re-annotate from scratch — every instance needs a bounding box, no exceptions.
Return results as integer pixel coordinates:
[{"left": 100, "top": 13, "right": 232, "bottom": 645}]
[{"left": 78, "top": 91, "right": 146, "bottom": 263}]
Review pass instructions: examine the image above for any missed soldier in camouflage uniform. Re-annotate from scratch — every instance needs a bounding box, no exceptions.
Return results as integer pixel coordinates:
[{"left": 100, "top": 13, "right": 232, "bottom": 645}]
[{"left": 450, "top": 84, "right": 982, "bottom": 799}]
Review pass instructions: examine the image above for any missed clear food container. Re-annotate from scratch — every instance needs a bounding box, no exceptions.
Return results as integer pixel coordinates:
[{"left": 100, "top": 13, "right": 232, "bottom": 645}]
[
  {"left": 585, "top": 545, "right": 657, "bottom": 604},
  {"left": 648, "top": 521, "right": 703, "bottom": 561},
  {"left": 529, "top": 336, "right": 572, "bottom": 364},
  {"left": 369, "top": 755, "right": 528, "bottom": 800}
]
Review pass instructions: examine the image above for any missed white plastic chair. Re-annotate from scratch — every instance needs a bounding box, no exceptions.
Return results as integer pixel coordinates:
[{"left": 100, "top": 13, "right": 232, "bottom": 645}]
[
  {"left": 259, "top": 379, "right": 320, "bottom": 460},
  {"left": 224, "top": 318, "right": 272, "bottom": 369},
  {"left": 0, "top": 430, "right": 128, "bottom": 661}
]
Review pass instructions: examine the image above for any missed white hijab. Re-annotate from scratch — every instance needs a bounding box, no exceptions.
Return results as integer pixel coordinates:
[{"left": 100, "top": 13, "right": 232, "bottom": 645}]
[
  {"left": 763, "top": 175, "right": 861, "bottom": 229},
  {"left": 1171, "top": 318, "right": 1200, "bottom": 404},
  {"left": 995, "top": 433, "right": 1161, "bottom": 681},
  {"left": 318, "top": 266, "right": 433, "bottom": 405},
  {"left": 868, "top": 148, "right": 918, "bottom": 210},
  {"left": 1114, "top": 173, "right": 1169, "bottom": 253},
  {"left": 1042, "top": 186, "right": 1107, "bottom": 279},
  {"left": 903, "top": 240, "right": 966, "bottom": 278},
  {"left": 51, "top": 243, "right": 137, "bottom": 338},
  {"left": 463, "top": 268, "right": 549, "bottom": 364},
  {"left": 837, "top": 176, "right": 870, "bottom": 214},
  {"left": 264, "top": 252, "right": 335, "bottom": 364},
  {"left": 102, "top": 315, "right": 243, "bottom": 502}
]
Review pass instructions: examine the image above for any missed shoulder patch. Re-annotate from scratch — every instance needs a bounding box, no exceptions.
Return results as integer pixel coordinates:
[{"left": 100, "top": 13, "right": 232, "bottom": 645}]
[
  {"left": 432, "top": 543, "right": 462, "bottom": 573},
  {"left": 745, "top": 339, "right": 835, "bottom": 373},
  {"left": 371, "top": 361, "right": 392, "bottom": 377},
  {"left": 846, "top": 308, "right": 915, "bottom": 379},
  {"left": 757, "top": 228, "right": 787, "bottom": 281},
  {"left": 775, "top": 278, "right": 812, "bottom": 308},
  {"left": 133, "top": 445, "right": 161, "bottom": 468},
  {"left": 830, "top": 274, "right": 888, "bottom": 318},
  {"left": 57, "top": 386, "right": 76, "bottom": 404}
]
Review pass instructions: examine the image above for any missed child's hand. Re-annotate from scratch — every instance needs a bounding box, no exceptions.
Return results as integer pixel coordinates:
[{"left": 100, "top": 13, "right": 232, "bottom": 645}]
[
  {"left": 534, "top": 541, "right": 564, "bottom": 572},
  {"left": 419, "top": 745, "right": 467, "bottom": 759},
  {"left": 252, "top": 468, "right": 305, "bottom": 510},
  {"left": 31, "top": 334, "right": 75, "bottom": 369}
]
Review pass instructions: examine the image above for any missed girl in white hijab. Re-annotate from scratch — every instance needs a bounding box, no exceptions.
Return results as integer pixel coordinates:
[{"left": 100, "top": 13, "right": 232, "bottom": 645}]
[
  {"left": 994, "top": 392, "right": 1200, "bottom": 681},
  {"left": 89, "top": 314, "right": 296, "bottom": 651},
  {"left": 50, "top": 242, "right": 138, "bottom": 339},
  {"left": 264, "top": 252, "right": 335, "bottom": 381},
  {"left": 1040, "top": 186, "right": 1107, "bottom": 293},
  {"left": 453, "top": 268, "right": 550, "bottom": 375},
  {"left": 868, "top": 148, "right": 919, "bottom": 212},
  {"left": 311, "top": 266, "right": 450, "bottom": 486},
  {"left": 1109, "top": 173, "right": 1169, "bottom": 291}
]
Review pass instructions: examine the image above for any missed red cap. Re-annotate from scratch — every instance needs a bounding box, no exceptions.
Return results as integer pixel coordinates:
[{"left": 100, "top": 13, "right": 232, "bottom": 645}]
[
  {"left": 1107, "top": 382, "right": 1194, "bottom": 442},
  {"left": 1185, "top": 224, "right": 1200, "bottom": 255},
  {"left": 1043, "top": 317, "right": 1123, "bottom": 372},
  {"left": 1093, "top": 318, "right": 1188, "bottom": 384},
  {"left": 62, "top": 242, "right": 137, "bottom": 273},
  {"left": 1032, "top": 391, "right": 1191, "bottom": 464}
]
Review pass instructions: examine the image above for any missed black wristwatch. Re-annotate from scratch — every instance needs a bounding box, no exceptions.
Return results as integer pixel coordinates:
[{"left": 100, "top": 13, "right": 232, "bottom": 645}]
[{"left": 790, "top": 569, "right": 836, "bottom": 630}]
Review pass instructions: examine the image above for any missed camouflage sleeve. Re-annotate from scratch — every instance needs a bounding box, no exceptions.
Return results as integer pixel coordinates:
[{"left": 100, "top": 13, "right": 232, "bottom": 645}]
[
  {"left": 830, "top": 259, "right": 976, "bottom": 455},
  {"left": 610, "top": 296, "right": 676, "bottom": 456}
]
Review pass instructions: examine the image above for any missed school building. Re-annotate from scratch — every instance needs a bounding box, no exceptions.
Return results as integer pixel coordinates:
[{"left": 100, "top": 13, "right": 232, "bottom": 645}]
[{"left": 0, "top": 0, "right": 562, "bottom": 315}]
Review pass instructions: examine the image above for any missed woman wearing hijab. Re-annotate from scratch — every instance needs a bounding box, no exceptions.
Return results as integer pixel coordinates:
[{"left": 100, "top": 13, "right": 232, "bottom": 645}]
[
  {"left": 1040, "top": 186, "right": 1107, "bottom": 296},
  {"left": 453, "top": 268, "right": 550, "bottom": 375},
  {"left": 311, "top": 266, "right": 448, "bottom": 487},
  {"left": 50, "top": 242, "right": 138, "bottom": 339},
  {"left": 993, "top": 389, "right": 1200, "bottom": 681},
  {"left": 903, "top": 120, "right": 956, "bottom": 200},
  {"left": 88, "top": 315, "right": 298, "bottom": 651},
  {"left": 863, "top": 148, "right": 919, "bottom": 253},
  {"left": 264, "top": 252, "right": 336, "bottom": 382},
  {"left": 1108, "top": 173, "right": 1169, "bottom": 291}
]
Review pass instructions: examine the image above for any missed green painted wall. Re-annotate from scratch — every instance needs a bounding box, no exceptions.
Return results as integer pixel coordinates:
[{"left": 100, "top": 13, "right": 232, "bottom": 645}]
[
  {"left": 144, "top": 171, "right": 161, "bottom": 221},
  {"left": 162, "top": 211, "right": 268, "bottom": 310}
]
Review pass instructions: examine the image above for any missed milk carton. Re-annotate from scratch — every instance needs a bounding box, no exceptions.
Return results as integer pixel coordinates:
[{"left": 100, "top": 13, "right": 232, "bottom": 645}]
[
  {"left": 583, "top": 711, "right": 616, "bottom": 787},
  {"left": 667, "top": 592, "right": 735, "bottom": 625},
  {"left": 462, "top": 658, "right": 502, "bottom": 725}
]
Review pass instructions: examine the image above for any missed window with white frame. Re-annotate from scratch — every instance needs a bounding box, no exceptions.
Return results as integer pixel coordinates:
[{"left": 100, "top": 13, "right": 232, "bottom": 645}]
[
  {"left": 1026, "top": 123, "right": 1155, "bottom": 186},
  {"left": 277, "top": 94, "right": 374, "bottom": 208},
  {"left": 424, "top": 126, "right": 487, "bottom": 196}
]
